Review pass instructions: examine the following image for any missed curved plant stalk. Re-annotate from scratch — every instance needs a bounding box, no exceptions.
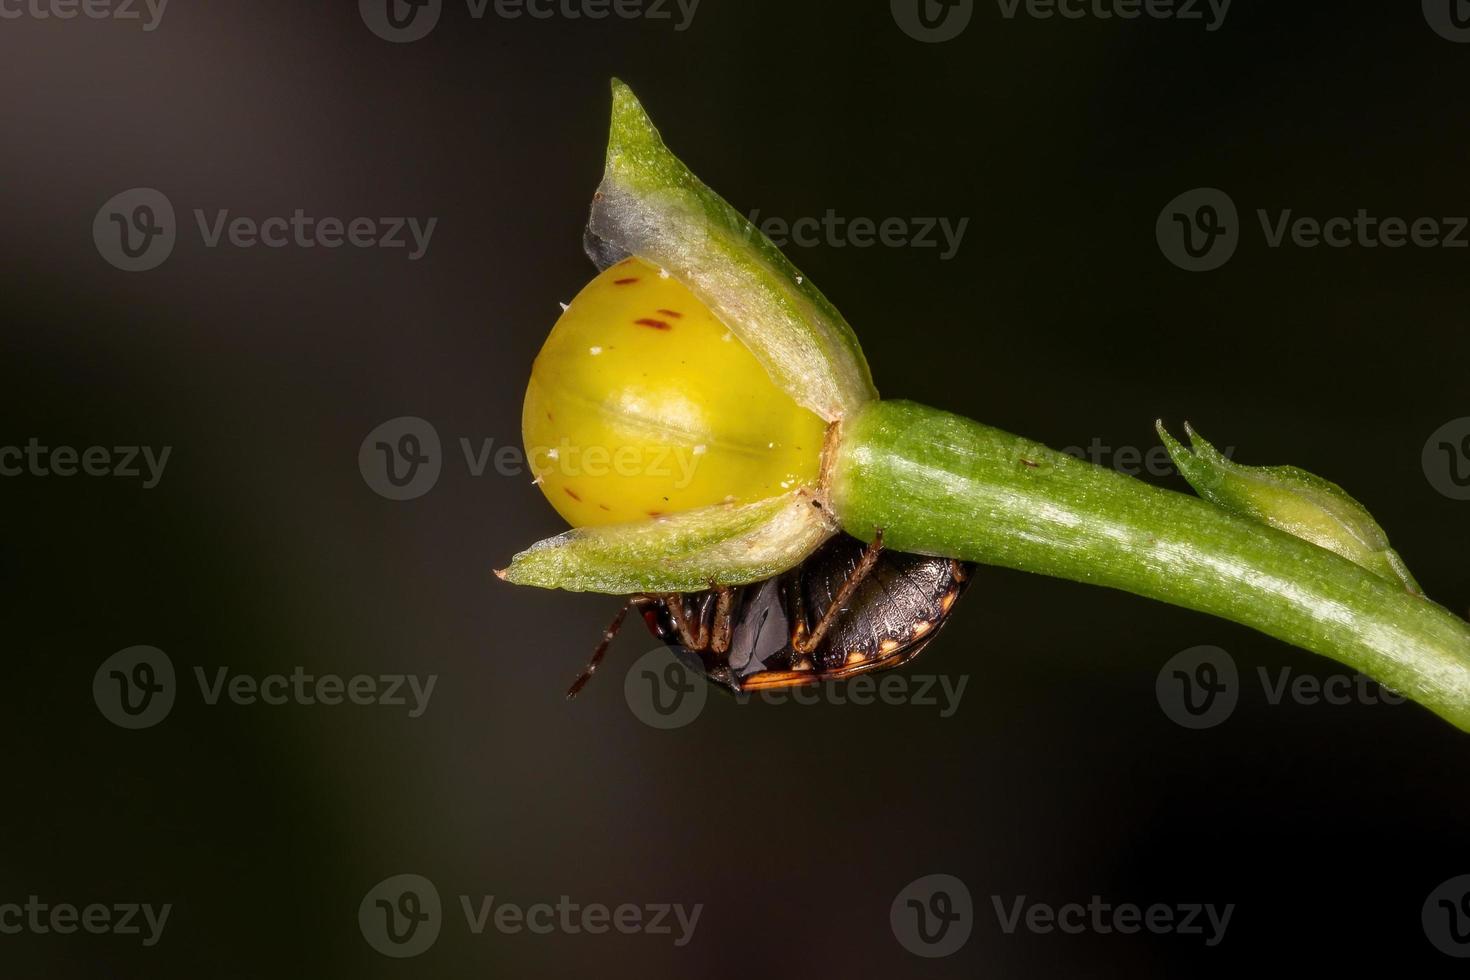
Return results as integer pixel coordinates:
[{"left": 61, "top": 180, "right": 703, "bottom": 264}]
[
  {"left": 831, "top": 401, "right": 1470, "bottom": 732},
  {"left": 503, "top": 80, "right": 1470, "bottom": 732}
]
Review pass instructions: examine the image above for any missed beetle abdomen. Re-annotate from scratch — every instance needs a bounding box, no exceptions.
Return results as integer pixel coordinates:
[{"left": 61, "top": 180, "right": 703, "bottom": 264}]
[{"left": 648, "top": 536, "right": 973, "bottom": 693}]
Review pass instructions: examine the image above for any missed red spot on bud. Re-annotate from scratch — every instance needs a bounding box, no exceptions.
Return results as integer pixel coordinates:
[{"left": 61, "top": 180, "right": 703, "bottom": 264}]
[
  {"left": 613, "top": 277, "right": 640, "bottom": 285},
  {"left": 634, "top": 318, "right": 671, "bottom": 330},
  {"left": 564, "top": 488, "right": 582, "bottom": 502},
  {"left": 656, "top": 308, "right": 684, "bottom": 318}
]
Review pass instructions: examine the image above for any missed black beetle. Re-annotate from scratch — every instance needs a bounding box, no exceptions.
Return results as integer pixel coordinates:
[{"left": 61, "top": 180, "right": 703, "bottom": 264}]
[{"left": 568, "top": 532, "right": 974, "bottom": 696}]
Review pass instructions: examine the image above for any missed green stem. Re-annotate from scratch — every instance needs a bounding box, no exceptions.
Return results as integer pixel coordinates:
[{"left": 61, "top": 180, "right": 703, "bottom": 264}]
[{"left": 830, "top": 400, "right": 1470, "bottom": 732}]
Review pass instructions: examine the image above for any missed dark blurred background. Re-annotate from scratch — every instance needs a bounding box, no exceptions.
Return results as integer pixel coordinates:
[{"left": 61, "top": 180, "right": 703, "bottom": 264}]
[{"left": 4, "top": 1, "right": 1470, "bottom": 976}]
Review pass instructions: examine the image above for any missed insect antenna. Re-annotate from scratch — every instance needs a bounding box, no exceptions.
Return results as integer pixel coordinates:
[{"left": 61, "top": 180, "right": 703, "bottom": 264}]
[{"left": 566, "top": 600, "right": 635, "bottom": 700}]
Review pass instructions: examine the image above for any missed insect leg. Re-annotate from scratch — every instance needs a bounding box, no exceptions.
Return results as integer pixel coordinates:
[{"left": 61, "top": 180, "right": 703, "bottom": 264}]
[
  {"left": 786, "top": 572, "right": 810, "bottom": 650},
  {"left": 663, "top": 593, "right": 710, "bottom": 651},
  {"left": 708, "top": 586, "right": 736, "bottom": 655},
  {"left": 793, "top": 530, "right": 885, "bottom": 655},
  {"left": 566, "top": 596, "right": 655, "bottom": 700}
]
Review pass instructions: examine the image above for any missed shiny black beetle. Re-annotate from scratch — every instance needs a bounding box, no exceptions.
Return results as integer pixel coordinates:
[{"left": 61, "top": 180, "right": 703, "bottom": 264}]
[{"left": 568, "top": 532, "right": 974, "bottom": 696}]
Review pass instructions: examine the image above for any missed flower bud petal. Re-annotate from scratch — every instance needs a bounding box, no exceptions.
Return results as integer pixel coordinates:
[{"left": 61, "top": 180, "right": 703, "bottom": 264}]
[
  {"left": 523, "top": 258, "right": 829, "bottom": 527},
  {"left": 1158, "top": 421, "right": 1422, "bottom": 595}
]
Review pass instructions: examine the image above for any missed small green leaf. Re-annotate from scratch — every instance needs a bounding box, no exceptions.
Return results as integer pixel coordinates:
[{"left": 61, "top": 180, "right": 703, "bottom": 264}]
[
  {"left": 586, "top": 79, "right": 877, "bottom": 423},
  {"left": 497, "top": 490, "right": 836, "bottom": 594},
  {"left": 1157, "top": 421, "right": 1422, "bottom": 595}
]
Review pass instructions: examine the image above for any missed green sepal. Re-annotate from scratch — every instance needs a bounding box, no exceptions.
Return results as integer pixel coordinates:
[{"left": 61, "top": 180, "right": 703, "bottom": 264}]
[
  {"left": 497, "top": 490, "right": 836, "bottom": 594},
  {"left": 587, "top": 79, "right": 877, "bottom": 423},
  {"left": 1157, "top": 421, "right": 1422, "bottom": 595}
]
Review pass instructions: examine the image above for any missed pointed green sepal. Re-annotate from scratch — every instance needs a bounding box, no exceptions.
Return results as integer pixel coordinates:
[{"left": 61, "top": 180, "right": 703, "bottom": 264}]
[
  {"left": 586, "top": 79, "right": 876, "bottom": 423},
  {"left": 497, "top": 489, "right": 836, "bottom": 594},
  {"left": 1157, "top": 421, "right": 1422, "bottom": 595}
]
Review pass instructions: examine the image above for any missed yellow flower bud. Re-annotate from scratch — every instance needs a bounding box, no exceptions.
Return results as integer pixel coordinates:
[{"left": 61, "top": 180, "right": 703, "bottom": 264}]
[{"left": 522, "top": 258, "right": 829, "bottom": 528}]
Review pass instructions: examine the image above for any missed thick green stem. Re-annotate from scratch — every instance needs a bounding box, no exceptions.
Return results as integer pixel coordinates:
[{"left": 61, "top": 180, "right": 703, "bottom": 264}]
[{"left": 831, "top": 400, "right": 1470, "bottom": 732}]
